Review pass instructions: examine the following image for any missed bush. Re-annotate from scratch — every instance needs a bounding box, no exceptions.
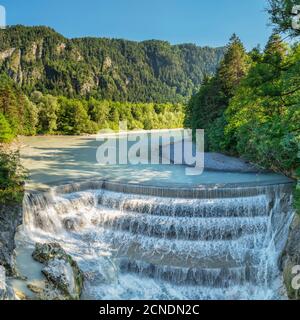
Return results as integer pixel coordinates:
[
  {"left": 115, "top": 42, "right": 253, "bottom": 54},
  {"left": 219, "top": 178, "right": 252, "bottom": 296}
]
[
  {"left": 0, "top": 113, "right": 14, "bottom": 143},
  {"left": 0, "top": 148, "right": 26, "bottom": 204}
]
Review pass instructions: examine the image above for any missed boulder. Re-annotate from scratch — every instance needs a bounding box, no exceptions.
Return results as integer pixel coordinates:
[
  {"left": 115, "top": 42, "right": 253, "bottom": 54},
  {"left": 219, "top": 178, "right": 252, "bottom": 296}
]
[
  {"left": 42, "top": 258, "right": 81, "bottom": 299},
  {"left": 280, "top": 214, "right": 300, "bottom": 299},
  {"left": 32, "top": 243, "right": 83, "bottom": 300},
  {"left": 0, "top": 265, "right": 6, "bottom": 300},
  {"left": 32, "top": 243, "right": 67, "bottom": 263}
]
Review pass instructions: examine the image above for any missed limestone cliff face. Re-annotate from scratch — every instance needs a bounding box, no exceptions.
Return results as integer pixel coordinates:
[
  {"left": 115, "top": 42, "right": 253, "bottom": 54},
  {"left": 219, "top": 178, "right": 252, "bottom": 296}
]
[{"left": 280, "top": 214, "right": 300, "bottom": 299}]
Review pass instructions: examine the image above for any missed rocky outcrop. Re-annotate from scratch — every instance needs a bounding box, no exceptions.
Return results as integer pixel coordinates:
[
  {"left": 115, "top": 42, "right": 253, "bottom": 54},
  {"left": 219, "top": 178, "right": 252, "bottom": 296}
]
[
  {"left": 0, "top": 203, "right": 23, "bottom": 275},
  {"left": 280, "top": 214, "right": 300, "bottom": 299},
  {"left": 0, "top": 266, "right": 6, "bottom": 299},
  {"left": 0, "top": 265, "right": 18, "bottom": 300},
  {"left": 32, "top": 243, "right": 83, "bottom": 300},
  {"left": 42, "top": 258, "right": 80, "bottom": 299},
  {"left": 0, "top": 48, "right": 16, "bottom": 61},
  {"left": 32, "top": 242, "right": 67, "bottom": 263}
]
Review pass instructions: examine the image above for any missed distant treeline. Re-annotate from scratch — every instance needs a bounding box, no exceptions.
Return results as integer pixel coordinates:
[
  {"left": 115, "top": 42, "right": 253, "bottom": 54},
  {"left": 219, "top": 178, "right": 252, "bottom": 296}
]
[{"left": 0, "top": 74, "right": 184, "bottom": 141}]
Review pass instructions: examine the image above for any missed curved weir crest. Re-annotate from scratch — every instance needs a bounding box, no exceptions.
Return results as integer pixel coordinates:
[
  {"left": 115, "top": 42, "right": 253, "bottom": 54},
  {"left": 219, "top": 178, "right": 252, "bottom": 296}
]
[{"left": 19, "top": 179, "right": 295, "bottom": 300}]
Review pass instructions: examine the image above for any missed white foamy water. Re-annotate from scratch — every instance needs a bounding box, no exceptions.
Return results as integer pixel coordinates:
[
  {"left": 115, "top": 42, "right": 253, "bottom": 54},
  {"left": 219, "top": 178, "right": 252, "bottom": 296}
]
[{"left": 16, "top": 183, "right": 294, "bottom": 300}]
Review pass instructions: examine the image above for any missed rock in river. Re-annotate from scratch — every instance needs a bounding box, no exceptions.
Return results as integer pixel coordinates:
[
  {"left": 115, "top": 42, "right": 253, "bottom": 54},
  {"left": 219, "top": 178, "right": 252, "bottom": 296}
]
[
  {"left": 281, "top": 214, "right": 300, "bottom": 300},
  {"left": 32, "top": 243, "right": 83, "bottom": 300}
]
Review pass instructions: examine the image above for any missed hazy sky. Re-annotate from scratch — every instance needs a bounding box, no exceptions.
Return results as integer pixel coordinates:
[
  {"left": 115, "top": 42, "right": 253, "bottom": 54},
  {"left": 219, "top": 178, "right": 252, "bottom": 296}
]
[{"left": 1, "top": 0, "right": 273, "bottom": 50}]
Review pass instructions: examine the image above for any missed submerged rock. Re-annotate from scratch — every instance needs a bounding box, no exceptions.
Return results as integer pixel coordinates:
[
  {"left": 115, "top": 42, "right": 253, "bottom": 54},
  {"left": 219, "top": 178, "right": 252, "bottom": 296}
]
[
  {"left": 63, "top": 217, "right": 85, "bottom": 231},
  {"left": 32, "top": 243, "right": 84, "bottom": 300},
  {"left": 281, "top": 214, "right": 300, "bottom": 299}
]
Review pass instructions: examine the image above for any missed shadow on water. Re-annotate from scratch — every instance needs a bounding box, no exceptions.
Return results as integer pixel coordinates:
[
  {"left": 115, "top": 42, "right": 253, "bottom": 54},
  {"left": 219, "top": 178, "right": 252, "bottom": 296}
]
[{"left": 20, "top": 136, "right": 293, "bottom": 190}]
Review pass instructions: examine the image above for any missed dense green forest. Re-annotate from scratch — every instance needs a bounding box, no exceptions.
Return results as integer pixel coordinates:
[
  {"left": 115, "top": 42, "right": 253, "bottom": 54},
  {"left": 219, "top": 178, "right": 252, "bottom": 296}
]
[
  {"left": 185, "top": 0, "right": 300, "bottom": 211},
  {"left": 0, "top": 74, "right": 185, "bottom": 140},
  {"left": 0, "top": 25, "right": 224, "bottom": 103}
]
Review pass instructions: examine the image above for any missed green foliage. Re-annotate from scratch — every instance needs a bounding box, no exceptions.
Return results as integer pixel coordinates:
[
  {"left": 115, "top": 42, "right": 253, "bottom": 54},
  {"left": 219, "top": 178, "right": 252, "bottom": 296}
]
[
  {"left": 0, "top": 76, "right": 185, "bottom": 137},
  {"left": 0, "top": 113, "right": 14, "bottom": 142},
  {"left": 31, "top": 92, "right": 59, "bottom": 134},
  {"left": 186, "top": 32, "right": 300, "bottom": 212},
  {"left": 294, "top": 167, "right": 300, "bottom": 214},
  {"left": 268, "top": 0, "right": 300, "bottom": 37},
  {"left": 56, "top": 97, "right": 94, "bottom": 135},
  {"left": 0, "top": 74, "right": 37, "bottom": 137},
  {"left": 206, "top": 114, "right": 230, "bottom": 152},
  {"left": 224, "top": 36, "right": 299, "bottom": 176},
  {"left": 0, "top": 25, "right": 225, "bottom": 104},
  {"left": 184, "top": 34, "right": 250, "bottom": 150},
  {"left": 0, "top": 148, "right": 25, "bottom": 204}
]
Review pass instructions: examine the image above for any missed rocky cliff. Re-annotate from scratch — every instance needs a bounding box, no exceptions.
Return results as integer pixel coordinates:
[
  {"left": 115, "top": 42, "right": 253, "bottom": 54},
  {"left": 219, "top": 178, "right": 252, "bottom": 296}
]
[{"left": 0, "top": 203, "right": 23, "bottom": 274}]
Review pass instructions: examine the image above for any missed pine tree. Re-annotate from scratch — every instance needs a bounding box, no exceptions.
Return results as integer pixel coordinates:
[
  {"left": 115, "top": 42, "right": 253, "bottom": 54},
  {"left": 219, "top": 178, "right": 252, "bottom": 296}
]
[
  {"left": 184, "top": 34, "right": 250, "bottom": 151},
  {"left": 218, "top": 34, "right": 250, "bottom": 98}
]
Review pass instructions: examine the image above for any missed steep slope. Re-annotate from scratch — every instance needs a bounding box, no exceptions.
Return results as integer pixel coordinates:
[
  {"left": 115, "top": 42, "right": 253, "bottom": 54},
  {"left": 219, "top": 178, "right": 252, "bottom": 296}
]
[{"left": 0, "top": 25, "right": 225, "bottom": 103}]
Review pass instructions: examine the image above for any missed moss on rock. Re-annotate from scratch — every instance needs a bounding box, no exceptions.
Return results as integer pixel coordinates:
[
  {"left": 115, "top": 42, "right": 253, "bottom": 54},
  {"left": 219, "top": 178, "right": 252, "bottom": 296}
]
[{"left": 32, "top": 242, "right": 84, "bottom": 300}]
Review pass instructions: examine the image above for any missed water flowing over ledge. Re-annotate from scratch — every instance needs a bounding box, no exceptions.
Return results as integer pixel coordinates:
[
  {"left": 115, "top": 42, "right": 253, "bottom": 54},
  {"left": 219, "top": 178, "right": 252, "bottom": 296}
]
[{"left": 13, "top": 177, "right": 295, "bottom": 300}]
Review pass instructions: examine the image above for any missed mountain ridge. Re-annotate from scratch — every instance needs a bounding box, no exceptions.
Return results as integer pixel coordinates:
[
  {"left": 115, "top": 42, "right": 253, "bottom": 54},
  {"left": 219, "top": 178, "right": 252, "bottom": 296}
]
[{"left": 0, "top": 25, "right": 225, "bottom": 103}]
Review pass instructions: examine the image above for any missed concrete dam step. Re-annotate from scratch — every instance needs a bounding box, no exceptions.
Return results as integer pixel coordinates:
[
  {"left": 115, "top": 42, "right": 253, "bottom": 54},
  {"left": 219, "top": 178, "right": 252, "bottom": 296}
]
[
  {"left": 117, "top": 258, "right": 266, "bottom": 287},
  {"left": 99, "top": 229, "right": 266, "bottom": 269},
  {"left": 97, "top": 192, "right": 270, "bottom": 218},
  {"left": 22, "top": 180, "right": 295, "bottom": 297},
  {"left": 91, "top": 208, "right": 269, "bottom": 241}
]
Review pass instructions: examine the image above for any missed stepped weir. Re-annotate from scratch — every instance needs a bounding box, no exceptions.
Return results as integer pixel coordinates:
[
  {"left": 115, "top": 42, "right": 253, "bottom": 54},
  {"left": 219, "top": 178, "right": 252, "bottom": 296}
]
[{"left": 18, "top": 178, "right": 295, "bottom": 300}]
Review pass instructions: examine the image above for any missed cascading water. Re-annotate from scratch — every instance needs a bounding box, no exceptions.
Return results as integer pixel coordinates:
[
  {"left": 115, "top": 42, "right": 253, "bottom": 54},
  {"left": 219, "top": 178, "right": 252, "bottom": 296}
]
[{"left": 17, "top": 181, "right": 295, "bottom": 300}]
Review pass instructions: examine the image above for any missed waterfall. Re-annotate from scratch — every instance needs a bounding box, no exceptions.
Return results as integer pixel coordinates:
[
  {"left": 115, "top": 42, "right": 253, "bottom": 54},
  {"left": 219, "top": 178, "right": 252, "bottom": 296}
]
[{"left": 19, "top": 180, "right": 295, "bottom": 300}]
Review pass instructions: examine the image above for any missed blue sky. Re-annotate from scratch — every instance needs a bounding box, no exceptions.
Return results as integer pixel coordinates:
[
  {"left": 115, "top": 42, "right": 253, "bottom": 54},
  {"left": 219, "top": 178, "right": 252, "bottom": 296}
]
[{"left": 1, "top": 0, "right": 272, "bottom": 50}]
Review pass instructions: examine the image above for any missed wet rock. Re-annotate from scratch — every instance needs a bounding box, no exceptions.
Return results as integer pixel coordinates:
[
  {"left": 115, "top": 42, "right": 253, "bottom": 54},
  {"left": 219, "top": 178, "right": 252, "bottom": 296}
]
[
  {"left": 37, "top": 282, "right": 68, "bottom": 300},
  {"left": 0, "top": 204, "right": 23, "bottom": 275},
  {"left": 83, "top": 256, "right": 118, "bottom": 285},
  {"left": 27, "top": 283, "right": 44, "bottom": 294},
  {"left": 32, "top": 243, "right": 67, "bottom": 263},
  {"left": 32, "top": 243, "right": 84, "bottom": 300},
  {"left": 280, "top": 214, "right": 300, "bottom": 299},
  {"left": 0, "top": 266, "right": 6, "bottom": 300},
  {"left": 14, "top": 289, "right": 27, "bottom": 300},
  {"left": 42, "top": 258, "right": 80, "bottom": 299},
  {"left": 63, "top": 217, "right": 85, "bottom": 231},
  {"left": 0, "top": 265, "right": 18, "bottom": 300}
]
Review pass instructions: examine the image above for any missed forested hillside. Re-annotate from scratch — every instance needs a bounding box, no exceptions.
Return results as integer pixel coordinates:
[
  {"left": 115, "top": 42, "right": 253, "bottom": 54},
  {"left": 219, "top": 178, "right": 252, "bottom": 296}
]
[
  {"left": 185, "top": 34, "right": 299, "bottom": 176},
  {"left": 0, "top": 25, "right": 225, "bottom": 103},
  {"left": 185, "top": 2, "right": 300, "bottom": 214}
]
